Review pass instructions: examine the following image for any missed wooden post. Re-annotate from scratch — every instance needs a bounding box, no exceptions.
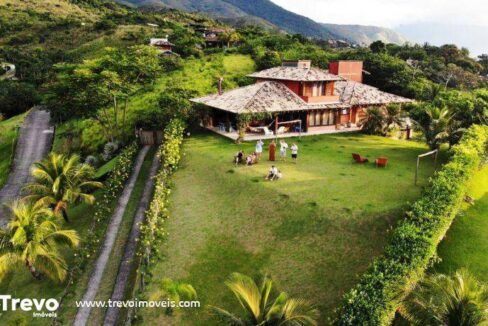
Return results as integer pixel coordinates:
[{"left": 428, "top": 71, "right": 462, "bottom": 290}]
[
  {"left": 274, "top": 114, "right": 279, "bottom": 135},
  {"left": 415, "top": 156, "right": 420, "bottom": 185}
]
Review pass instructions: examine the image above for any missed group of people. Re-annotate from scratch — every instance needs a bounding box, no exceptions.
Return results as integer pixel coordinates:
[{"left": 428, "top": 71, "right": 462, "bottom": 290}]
[
  {"left": 234, "top": 150, "right": 260, "bottom": 166},
  {"left": 234, "top": 139, "right": 300, "bottom": 181},
  {"left": 266, "top": 139, "right": 299, "bottom": 163}
]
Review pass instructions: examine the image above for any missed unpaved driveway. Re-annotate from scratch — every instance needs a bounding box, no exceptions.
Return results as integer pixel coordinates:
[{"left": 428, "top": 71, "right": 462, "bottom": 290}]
[
  {"left": 74, "top": 146, "right": 150, "bottom": 326},
  {"left": 0, "top": 107, "right": 53, "bottom": 226}
]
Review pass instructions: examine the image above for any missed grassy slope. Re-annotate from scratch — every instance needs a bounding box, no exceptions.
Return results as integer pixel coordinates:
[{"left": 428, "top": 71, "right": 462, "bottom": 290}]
[
  {"left": 436, "top": 165, "right": 488, "bottom": 283},
  {"left": 0, "top": 113, "right": 27, "bottom": 187},
  {"left": 139, "top": 132, "right": 438, "bottom": 325}
]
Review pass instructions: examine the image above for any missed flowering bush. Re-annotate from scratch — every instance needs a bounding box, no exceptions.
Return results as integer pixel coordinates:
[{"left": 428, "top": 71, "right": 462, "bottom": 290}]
[
  {"left": 66, "top": 142, "right": 138, "bottom": 284},
  {"left": 336, "top": 125, "right": 488, "bottom": 325},
  {"left": 137, "top": 119, "right": 185, "bottom": 280}
]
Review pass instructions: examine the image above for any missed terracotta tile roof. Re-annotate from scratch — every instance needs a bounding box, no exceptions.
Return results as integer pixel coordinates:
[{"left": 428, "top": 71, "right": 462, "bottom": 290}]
[
  {"left": 248, "top": 66, "right": 344, "bottom": 82},
  {"left": 191, "top": 81, "right": 306, "bottom": 114},
  {"left": 335, "top": 80, "right": 413, "bottom": 106},
  {"left": 191, "top": 80, "right": 413, "bottom": 114}
]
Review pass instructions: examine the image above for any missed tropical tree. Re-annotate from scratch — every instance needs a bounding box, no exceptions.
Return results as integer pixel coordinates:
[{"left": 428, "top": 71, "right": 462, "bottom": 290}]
[
  {"left": 24, "top": 153, "right": 102, "bottom": 222},
  {"left": 0, "top": 200, "right": 80, "bottom": 282},
  {"left": 209, "top": 273, "right": 318, "bottom": 326},
  {"left": 384, "top": 104, "right": 403, "bottom": 134},
  {"left": 149, "top": 278, "right": 197, "bottom": 315},
  {"left": 361, "top": 107, "right": 386, "bottom": 135},
  {"left": 413, "top": 105, "right": 458, "bottom": 149},
  {"left": 399, "top": 270, "right": 488, "bottom": 325}
]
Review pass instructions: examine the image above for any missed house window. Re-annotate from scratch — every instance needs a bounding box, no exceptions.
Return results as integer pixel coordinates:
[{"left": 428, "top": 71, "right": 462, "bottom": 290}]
[
  {"left": 315, "top": 111, "right": 321, "bottom": 125},
  {"left": 342, "top": 109, "right": 349, "bottom": 115}
]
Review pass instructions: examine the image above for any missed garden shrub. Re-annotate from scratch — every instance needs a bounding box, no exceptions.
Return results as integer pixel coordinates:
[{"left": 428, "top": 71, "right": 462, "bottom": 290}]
[
  {"left": 137, "top": 119, "right": 185, "bottom": 284},
  {"left": 336, "top": 125, "right": 488, "bottom": 325}
]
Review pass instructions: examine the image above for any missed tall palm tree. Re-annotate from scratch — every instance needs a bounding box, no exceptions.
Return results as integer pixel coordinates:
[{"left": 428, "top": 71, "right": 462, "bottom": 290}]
[
  {"left": 209, "top": 273, "right": 318, "bottom": 326},
  {"left": 0, "top": 200, "right": 80, "bottom": 282},
  {"left": 23, "top": 153, "right": 102, "bottom": 222},
  {"left": 399, "top": 270, "right": 488, "bottom": 325}
]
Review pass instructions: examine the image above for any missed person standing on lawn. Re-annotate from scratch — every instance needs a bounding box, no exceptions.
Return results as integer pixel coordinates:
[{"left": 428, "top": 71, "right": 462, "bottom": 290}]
[
  {"left": 291, "top": 143, "right": 298, "bottom": 163},
  {"left": 269, "top": 140, "right": 276, "bottom": 161},
  {"left": 280, "top": 140, "right": 288, "bottom": 161},
  {"left": 255, "top": 139, "right": 264, "bottom": 159}
]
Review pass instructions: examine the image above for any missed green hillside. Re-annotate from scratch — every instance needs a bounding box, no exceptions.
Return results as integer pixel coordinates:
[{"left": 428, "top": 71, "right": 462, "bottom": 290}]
[{"left": 122, "top": 0, "right": 407, "bottom": 44}]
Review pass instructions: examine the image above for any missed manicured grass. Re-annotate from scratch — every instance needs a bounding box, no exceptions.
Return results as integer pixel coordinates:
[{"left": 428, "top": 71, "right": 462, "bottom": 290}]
[
  {"left": 138, "top": 131, "right": 439, "bottom": 325},
  {"left": 0, "top": 113, "right": 26, "bottom": 188},
  {"left": 87, "top": 148, "right": 155, "bottom": 325},
  {"left": 436, "top": 165, "right": 488, "bottom": 283}
]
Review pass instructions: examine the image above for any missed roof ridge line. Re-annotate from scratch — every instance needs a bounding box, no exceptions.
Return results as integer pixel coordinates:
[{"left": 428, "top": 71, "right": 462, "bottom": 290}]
[{"left": 240, "top": 81, "right": 272, "bottom": 114}]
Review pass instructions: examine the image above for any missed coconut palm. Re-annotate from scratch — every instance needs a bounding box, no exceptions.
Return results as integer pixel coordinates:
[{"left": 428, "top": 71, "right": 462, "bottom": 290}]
[
  {"left": 209, "top": 273, "right": 318, "bottom": 326},
  {"left": 399, "top": 269, "right": 488, "bottom": 325},
  {"left": 23, "top": 153, "right": 102, "bottom": 222},
  {"left": 0, "top": 200, "right": 80, "bottom": 282}
]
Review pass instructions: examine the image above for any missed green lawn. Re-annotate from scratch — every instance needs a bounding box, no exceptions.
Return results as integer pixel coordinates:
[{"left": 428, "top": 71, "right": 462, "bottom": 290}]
[
  {"left": 138, "top": 131, "right": 439, "bottom": 325},
  {"left": 436, "top": 165, "right": 488, "bottom": 283},
  {"left": 0, "top": 113, "right": 26, "bottom": 187}
]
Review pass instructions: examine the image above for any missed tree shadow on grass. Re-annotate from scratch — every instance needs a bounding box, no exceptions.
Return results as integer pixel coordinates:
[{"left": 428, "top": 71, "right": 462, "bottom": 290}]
[{"left": 181, "top": 235, "right": 270, "bottom": 325}]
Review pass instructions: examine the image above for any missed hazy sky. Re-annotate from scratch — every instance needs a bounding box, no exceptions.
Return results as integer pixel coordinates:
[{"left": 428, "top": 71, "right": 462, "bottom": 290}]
[{"left": 270, "top": 0, "right": 488, "bottom": 28}]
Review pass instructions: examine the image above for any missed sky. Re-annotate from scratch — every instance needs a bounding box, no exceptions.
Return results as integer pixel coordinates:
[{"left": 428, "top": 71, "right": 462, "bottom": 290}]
[{"left": 270, "top": 0, "right": 488, "bottom": 28}]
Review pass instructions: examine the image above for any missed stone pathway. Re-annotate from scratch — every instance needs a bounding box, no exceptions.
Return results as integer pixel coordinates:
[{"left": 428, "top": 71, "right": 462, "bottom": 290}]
[
  {"left": 0, "top": 107, "right": 53, "bottom": 226},
  {"left": 73, "top": 146, "right": 150, "bottom": 326},
  {"left": 103, "top": 153, "right": 160, "bottom": 325}
]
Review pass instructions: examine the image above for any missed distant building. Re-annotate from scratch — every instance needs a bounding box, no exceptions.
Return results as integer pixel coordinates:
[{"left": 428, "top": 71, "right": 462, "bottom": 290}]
[
  {"left": 149, "top": 37, "right": 176, "bottom": 55},
  {"left": 203, "top": 28, "right": 229, "bottom": 48},
  {"left": 192, "top": 60, "right": 413, "bottom": 140},
  {"left": 0, "top": 62, "right": 16, "bottom": 80}
]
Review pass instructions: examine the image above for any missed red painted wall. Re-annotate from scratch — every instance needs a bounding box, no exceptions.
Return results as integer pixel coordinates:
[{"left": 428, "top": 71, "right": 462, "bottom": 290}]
[
  {"left": 283, "top": 80, "right": 301, "bottom": 95},
  {"left": 329, "top": 61, "right": 363, "bottom": 83}
]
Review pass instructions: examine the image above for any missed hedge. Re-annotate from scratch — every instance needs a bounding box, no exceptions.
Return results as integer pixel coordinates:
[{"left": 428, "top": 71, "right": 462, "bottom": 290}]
[
  {"left": 137, "top": 118, "right": 186, "bottom": 280},
  {"left": 336, "top": 125, "right": 488, "bottom": 325}
]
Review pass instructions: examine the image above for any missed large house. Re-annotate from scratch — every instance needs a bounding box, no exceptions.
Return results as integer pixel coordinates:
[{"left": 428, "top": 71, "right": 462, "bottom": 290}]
[{"left": 191, "top": 60, "right": 412, "bottom": 140}]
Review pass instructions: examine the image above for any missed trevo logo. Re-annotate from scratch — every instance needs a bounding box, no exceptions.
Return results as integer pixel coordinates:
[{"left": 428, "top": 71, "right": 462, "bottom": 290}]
[{"left": 0, "top": 295, "right": 59, "bottom": 317}]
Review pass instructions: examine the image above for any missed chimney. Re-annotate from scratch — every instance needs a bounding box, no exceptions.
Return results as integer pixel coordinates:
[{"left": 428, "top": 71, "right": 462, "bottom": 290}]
[
  {"left": 329, "top": 60, "right": 363, "bottom": 83},
  {"left": 218, "top": 77, "right": 224, "bottom": 95},
  {"left": 282, "top": 60, "right": 311, "bottom": 69}
]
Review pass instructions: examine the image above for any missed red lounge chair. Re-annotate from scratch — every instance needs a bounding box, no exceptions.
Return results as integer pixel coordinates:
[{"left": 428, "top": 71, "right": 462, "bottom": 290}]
[
  {"left": 352, "top": 153, "right": 368, "bottom": 163},
  {"left": 376, "top": 157, "right": 388, "bottom": 168}
]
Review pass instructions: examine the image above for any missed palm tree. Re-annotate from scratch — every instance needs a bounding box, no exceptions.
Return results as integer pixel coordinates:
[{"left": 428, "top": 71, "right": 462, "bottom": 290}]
[
  {"left": 361, "top": 107, "right": 386, "bottom": 135},
  {"left": 209, "top": 273, "right": 318, "bottom": 326},
  {"left": 384, "top": 104, "right": 403, "bottom": 134},
  {"left": 23, "top": 153, "right": 102, "bottom": 222},
  {"left": 415, "top": 105, "right": 455, "bottom": 150},
  {"left": 150, "top": 278, "right": 197, "bottom": 315},
  {"left": 399, "top": 270, "right": 488, "bottom": 325},
  {"left": 0, "top": 200, "right": 80, "bottom": 282}
]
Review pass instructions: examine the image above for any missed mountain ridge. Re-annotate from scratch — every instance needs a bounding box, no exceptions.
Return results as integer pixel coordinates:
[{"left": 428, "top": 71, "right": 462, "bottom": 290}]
[{"left": 120, "top": 0, "right": 406, "bottom": 45}]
